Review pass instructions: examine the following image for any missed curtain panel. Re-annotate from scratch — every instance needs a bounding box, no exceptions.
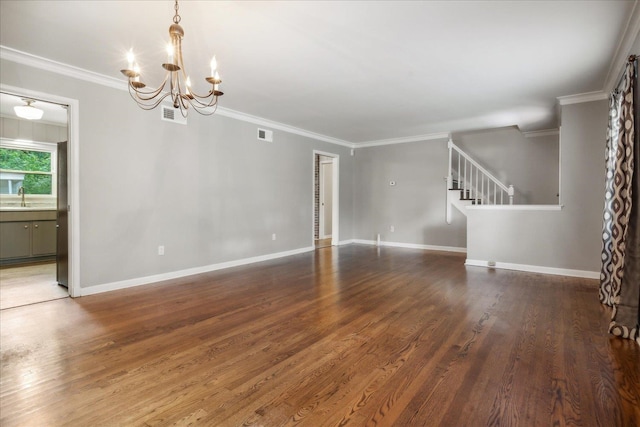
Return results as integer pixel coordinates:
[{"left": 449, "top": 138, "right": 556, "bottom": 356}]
[{"left": 599, "top": 56, "right": 640, "bottom": 345}]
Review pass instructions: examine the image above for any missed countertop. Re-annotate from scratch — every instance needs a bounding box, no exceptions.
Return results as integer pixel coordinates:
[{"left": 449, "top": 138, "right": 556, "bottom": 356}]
[{"left": 0, "top": 210, "right": 57, "bottom": 222}]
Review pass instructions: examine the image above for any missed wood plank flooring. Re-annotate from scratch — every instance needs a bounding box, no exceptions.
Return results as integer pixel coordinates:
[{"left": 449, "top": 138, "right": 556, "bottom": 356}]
[
  {"left": 0, "top": 262, "right": 68, "bottom": 310},
  {"left": 1, "top": 245, "right": 638, "bottom": 426},
  {"left": 315, "top": 238, "right": 332, "bottom": 249}
]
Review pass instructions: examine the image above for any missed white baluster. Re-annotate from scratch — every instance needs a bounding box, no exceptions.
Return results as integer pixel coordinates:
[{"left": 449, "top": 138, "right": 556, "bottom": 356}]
[{"left": 463, "top": 158, "right": 467, "bottom": 197}]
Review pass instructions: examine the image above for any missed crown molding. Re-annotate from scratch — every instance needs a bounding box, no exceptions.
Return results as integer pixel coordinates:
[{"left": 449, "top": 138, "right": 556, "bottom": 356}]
[
  {"left": 0, "top": 45, "right": 355, "bottom": 149},
  {"left": 603, "top": 0, "right": 640, "bottom": 93},
  {"left": 355, "top": 132, "right": 450, "bottom": 148},
  {"left": 214, "top": 108, "right": 354, "bottom": 148},
  {"left": 0, "top": 45, "right": 126, "bottom": 91},
  {"left": 522, "top": 128, "right": 559, "bottom": 138},
  {"left": 557, "top": 91, "right": 608, "bottom": 105}
]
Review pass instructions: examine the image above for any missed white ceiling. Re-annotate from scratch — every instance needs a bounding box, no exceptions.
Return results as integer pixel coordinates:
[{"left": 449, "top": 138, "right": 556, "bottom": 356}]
[
  {"left": 0, "top": 93, "right": 68, "bottom": 126},
  {"left": 1, "top": 1, "right": 638, "bottom": 144}
]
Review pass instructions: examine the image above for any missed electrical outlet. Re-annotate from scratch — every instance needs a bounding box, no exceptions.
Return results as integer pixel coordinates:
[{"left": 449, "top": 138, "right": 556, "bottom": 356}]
[
  {"left": 158, "top": 245, "right": 165, "bottom": 255},
  {"left": 390, "top": 225, "right": 395, "bottom": 232},
  {"left": 272, "top": 233, "right": 277, "bottom": 241}
]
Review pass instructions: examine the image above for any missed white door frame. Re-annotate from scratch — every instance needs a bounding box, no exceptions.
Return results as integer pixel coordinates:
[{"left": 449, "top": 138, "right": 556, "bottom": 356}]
[
  {"left": 1, "top": 84, "right": 81, "bottom": 298},
  {"left": 313, "top": 150, "right": 339, "bottom": 246},
  {"left": 319, "top": 160, "right": 333, "bottom": 239}
]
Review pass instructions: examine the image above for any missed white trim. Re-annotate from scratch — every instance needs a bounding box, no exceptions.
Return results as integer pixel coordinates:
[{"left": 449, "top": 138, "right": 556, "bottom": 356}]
[
  {"left": 558, "top": 125, "right": 563, "bottom": 206},
  {"left": 355, "top": 132, "right": 450, "bottom": 148},
  {"left": 603, "top": 0, "right": 640, "bottom": 93},
  {"left": 312, "top": 150, "right": 339, "bottom": 247},
  {"left": 217, "top": 107, "right": 353, "bottom": 147},
  {"left": 352, "top": 239, "right": 467, "bottom": 253},
  {"left": 465, "top": 204, "right": 563, "bottom": 211},
  {"left": 80, "top": 246, "right": 314, "bottom": 296},
  {"left": 557, "top": 91, "right": 608, "bottom": 105},
  {"left": 0, "top": 45, "right": 126, "bottom": 91},
  {"left": 318, "top": 160, "right": 333, "bottom": 239},
  {"left": 1, "top": 46, "right": 455, "bottom": 150},
  {"left": 1, "top": 83, "right": 81, "bottom": 298},
  {"left": 0, "top": 138, "right": 58, "bottom": 200},
  {"left": 338, "top": 239, "right": 355, "bottom": 245},
  {"left": 0, "top": 45, "right": 354, "bottom": 149},
  {"left": 464, "top": 259, "right": 599, "bottom": 280},
  {"left": 522, "top": 129, "right": 559, "bottom": 138}
]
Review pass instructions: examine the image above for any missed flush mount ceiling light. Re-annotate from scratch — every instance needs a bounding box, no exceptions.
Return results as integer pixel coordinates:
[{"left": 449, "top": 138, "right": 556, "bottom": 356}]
[
  {"left": 120, "top": 0, "right": 224, "bottom": 117},
  {"left": 14, "top": 98, "right": 44, "bottom": 120}
]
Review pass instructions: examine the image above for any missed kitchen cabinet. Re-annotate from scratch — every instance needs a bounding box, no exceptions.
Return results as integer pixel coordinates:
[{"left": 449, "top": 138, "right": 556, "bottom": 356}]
[
  {"left": 32, "top": 221, "right": 57, "bottom": 256},
  {"left": 0, "top": 222, "right": 31, "bottom": 259},
  {"left": 0, "top": 211, "right": 57, "bottom": 263}
]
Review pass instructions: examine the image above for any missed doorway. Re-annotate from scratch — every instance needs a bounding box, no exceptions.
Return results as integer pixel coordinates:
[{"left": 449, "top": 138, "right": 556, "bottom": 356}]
[
  {"left": 313, "top": 151, "right": 339, "bottom": 248},
  {"left": 0, "top": 88, "right": 76, "bottom": 308}
]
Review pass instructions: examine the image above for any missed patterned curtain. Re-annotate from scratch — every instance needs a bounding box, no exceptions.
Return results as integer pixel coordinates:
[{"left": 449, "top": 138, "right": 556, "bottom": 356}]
[{"left": 599, "top": 55, "right": 640, "bottom": 345}]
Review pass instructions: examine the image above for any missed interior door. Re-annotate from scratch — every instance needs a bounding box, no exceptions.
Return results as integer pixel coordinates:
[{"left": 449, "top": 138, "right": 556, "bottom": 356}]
[
  {"left": 320, "top": 161, "right": 333, "bottom": 238},
  {"left": 56, "top": 141, "right": 69, "bottom": 288}
]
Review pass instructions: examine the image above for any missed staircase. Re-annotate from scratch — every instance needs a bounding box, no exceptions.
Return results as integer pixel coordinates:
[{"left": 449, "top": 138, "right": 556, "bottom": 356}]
[{"left": 446, "top": 139, "right": 514, "bottom": 224}]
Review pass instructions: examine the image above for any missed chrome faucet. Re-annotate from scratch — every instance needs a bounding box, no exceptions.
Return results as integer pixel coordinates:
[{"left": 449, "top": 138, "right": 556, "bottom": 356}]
[{"left": 17, "top": 186, "right": 26, "bottom": 207}]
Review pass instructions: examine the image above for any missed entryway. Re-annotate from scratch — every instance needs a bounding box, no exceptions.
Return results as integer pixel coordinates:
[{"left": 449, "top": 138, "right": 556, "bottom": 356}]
[
  {"left": 313, "top": 151, "right": 339, "bottom": 248},
  {"left": 0, "top": 90, "right": 73, "bottom": 308}
]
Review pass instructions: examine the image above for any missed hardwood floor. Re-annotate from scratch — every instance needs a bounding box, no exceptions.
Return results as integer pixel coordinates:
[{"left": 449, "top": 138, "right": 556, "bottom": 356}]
[
  {"left": 1, "top": 245, "right": 638, "bottom": 426},
  {"left": 315, "top": 238, "right": 332, "bottom": 249},
  {"left": 0, "top": 262, "right": 68, "bottom": 310}
]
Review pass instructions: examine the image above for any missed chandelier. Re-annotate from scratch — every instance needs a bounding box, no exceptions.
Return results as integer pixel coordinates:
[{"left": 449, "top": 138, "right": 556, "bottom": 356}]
[{"left": 120, "top": 0, "right": 223, "bottom": 116}]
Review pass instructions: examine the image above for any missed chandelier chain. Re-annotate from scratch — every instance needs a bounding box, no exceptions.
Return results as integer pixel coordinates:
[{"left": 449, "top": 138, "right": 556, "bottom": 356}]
[{"left": 173, "top": 0, "right": 181, "bottom": 24}]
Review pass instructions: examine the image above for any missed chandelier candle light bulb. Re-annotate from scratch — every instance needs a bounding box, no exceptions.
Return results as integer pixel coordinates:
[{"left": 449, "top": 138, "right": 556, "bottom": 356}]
[
  {"left": 167, "top": 44, "right": 174, "bottom": 64},
  {"left": 127, "top": 50, "right": 134, "bottom": 70},
  {"left": 210, "top": 57, "right": 217, "bottom": 77},
  {"left": 119, "top": 0, "right": 223, "bottom": 116}
]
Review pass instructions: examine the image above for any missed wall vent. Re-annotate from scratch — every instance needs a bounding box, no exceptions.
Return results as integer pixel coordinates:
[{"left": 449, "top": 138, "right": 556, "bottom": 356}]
[
  {"left": 257, "top": 128, "right": 273, "bottom": 142},
  {"left": 161, "top": 105, "right": 187, "bottom": 125}
]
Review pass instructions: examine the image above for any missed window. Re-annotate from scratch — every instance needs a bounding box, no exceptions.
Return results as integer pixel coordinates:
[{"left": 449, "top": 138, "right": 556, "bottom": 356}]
[{"left": 0, "top": 139, "right": 57, "bottom": 196}]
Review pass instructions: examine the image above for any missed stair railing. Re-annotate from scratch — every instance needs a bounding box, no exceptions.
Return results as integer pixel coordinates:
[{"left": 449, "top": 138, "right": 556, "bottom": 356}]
[{"left": 446, "top": 139, "right": 514, "bottom": 223}]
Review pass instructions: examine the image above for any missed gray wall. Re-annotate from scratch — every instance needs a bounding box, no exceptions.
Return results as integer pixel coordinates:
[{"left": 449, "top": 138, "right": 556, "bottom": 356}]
[
  {"left": 453, "top": 126, "right": 559, "bottom": 204},
  {"left": 1, "top": 59, "right": 354, "bottom": 289},
  {"left": 353, "top": 139, "right": 467, "bottom": 248},
  {"left": 466, "top": 99, "right": 608, "bottom": 272},
  {"left": 0, "top": 116, "right": 67, "bottom": 142}
]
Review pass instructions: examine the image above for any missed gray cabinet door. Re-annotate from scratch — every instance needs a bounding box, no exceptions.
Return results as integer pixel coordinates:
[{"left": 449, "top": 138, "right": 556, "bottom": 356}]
[
  {"left": 0, "top": 222, "right": 31, "bottom": 259},
  {"left": 32, "top": 220, "right": 57, "bottom": 256}
]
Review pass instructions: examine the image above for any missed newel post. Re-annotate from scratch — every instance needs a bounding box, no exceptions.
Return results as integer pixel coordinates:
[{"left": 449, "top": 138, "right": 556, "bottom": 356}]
[
  {"left": 447, "top": 138, "right": 453, "bottom": 190},
  {"left": 508, "top": 185, "right": 514, "bottom": 205},
  {"left": 445, "top": 138, "right": 454, "bottom": 224}
]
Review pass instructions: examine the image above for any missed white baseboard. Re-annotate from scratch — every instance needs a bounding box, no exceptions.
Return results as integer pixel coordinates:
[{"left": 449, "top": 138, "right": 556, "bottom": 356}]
[
  {"left": 352, "top": 239, "right": 467, "bottom": 253},
  {"left": 464, "top": 259, "right": 599, "bottom": 279},
  {"left": 80, "top": 246, "right": 315, "bottom": 296}
]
